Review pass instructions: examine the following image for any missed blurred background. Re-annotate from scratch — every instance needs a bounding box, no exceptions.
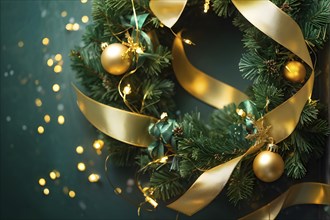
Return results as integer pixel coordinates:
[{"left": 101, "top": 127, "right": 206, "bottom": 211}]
[{"left": 1, "top": 1, "right": 329, "bottom": 219}]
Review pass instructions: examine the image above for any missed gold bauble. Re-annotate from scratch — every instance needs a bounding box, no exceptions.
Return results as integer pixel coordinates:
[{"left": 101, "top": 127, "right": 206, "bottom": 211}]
[
  {"left": 283, "top": 60, "right": 306, "bottom": 83},
  {"left": 253, "top": 144, "right": 284, "bottom": 182},
  {"left": 101, "top": 43, "right": 132, "bottom": 75}
]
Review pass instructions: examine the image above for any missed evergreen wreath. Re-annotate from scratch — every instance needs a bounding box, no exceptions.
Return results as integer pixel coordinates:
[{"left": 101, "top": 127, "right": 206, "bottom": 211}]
[{"left": 71, "top": 0, "right": 330, "bottom": 208}]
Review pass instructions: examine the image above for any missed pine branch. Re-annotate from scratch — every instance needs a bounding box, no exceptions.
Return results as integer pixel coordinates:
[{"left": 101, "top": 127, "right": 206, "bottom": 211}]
[
  {"left": 140, "top": 45, "right": 172, "bottom": 76},
  {"left": 252, "top": 82, "right": 285, "bottom": 111},
  {"left": 226, "top": 162, "right": 254, "bottom": 205},
  {"left": 150, "top": 167, "right": 186, "bottom": 201},
  {"left": 211, "top": 0, "right": 235, "bottom": 17}
]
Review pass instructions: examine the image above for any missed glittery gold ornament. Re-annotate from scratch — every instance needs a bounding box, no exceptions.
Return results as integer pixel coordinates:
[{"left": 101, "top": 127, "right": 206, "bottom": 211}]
[
  {"left": 253, "top": 143, "right": 284, "bottom": 182},
  {"left": 101, "top": 43, "right": 132, "bottom": 75},
  {"left": 283, "top": 61, "right": 306, "bottom": 83}
]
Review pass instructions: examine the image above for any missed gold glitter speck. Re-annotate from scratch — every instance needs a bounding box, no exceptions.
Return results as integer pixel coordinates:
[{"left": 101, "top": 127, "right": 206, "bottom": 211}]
[
  {"left": 38, "top": 178, "right": 46, "bottom": 186},
  {"left": 44, "top": 114, "right": 51, "bottom": 123},
  {"left": 35, "top": 98, "right": 42, "bottom": 107},
  {"left": 72, "top": 23, "right": 80, "bottom": 31},
  {"left": 18, "top": 41, "right": 24, "bottom": 47},
  {"left": 81, "top": 16, "right": 89, "bottom": 23},
  {"left": 88, "top": 174, "right": 100, "bottom": 183},
  {"left": 43, "top": 188, "right": 50, "bottom": 195},
  {"left": 42, "top": 38, "right": 49, "bottom": 46},
  {"left": 58, "top": 115, "right": 65, "bottom": 125},
  {"left": 114, "top": 187, "right": 122, "bottom": 195},
  {"left": 55, "top": 54, "right": 62, "bottom": 61},
  {"left": 77, "top": 162, "right": 86, "bottom": 171},
  {"left": 54, "top": 65, "right": 62, "bottom": 73},
  {"left": 54, "top": 170, "right": 60, "bottom": 178},
  {"left": 61, "top": 11, "right": 67, "bottom": 17},
  {"left": 76, "top": 146, "right": 84, "bottom": 154},
  {"left": 93, "top": 139, "right": 104, "bottom": 150},
  {"left": 66, "top": 23, "right": 73, "bottom": 31},
  {"left": 52, "top": 84, "right": 60, "bottom": 92},
  {"left": 49, "top": 171, "right": 56, "bottom": 180},
  {"left": 68, "top": 190, "right": 76, "bottom": 198},
  {"left": 63, "top": 186, "right": 69, "bottom": 194},
  {"left": 47, "top": 59, "right": 54, "bottom": 67},
  {"left": 37, "top": 126, "right": 44, "bottom": 134}
]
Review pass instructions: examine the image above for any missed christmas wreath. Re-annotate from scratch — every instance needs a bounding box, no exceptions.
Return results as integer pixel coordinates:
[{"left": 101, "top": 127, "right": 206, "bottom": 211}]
[{"left": 71, "top": 0, "right": 330, "bottom": 218}]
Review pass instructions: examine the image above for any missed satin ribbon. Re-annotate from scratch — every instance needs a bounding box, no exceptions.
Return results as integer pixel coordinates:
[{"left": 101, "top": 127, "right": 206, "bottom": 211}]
[
  {"left": 149, "top": 0, "right": 187, "bottom": 28},
  {"left": 166, "top": 0, "right": 316, "bottom": 216},
  {"left": 240, "top": 182, "right": 330, "bottom": 220},
  {"left": 73, "top": 85, "right": 157, "bottom": 147},
  {"left": 172, "top": 33, "right": 248, "bottom": 108}
]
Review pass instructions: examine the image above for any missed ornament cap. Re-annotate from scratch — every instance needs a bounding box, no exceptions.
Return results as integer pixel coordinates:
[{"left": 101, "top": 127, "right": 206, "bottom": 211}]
[
  {"left": 100, "top": 42, "right": 109, "bottom": 51},
  {"left": 267, "top": 143, "right": 279, "bottom": 153}
]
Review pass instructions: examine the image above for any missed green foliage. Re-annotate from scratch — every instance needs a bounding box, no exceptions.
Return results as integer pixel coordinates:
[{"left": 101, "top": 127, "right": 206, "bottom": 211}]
[
  {"left": 226, "top": 163, "right": 254, "bottom": 205},
  {"left": 211, "top": 0, "right": 234, "bottom": 17},
  {"left": 150, "top": 167, "right": 186, "bottom": 201},
  {"left": 72, "top": 0, "right": 330, "bottom": 208},
  {"left": 140, "top": 45, "right": 172, "bottom": 76},
  {"left": 105, "top": 136, "right": 140, "bottom": 167},
  {"left": 252, "top": 82, "right": 285, "bottom": 111}
]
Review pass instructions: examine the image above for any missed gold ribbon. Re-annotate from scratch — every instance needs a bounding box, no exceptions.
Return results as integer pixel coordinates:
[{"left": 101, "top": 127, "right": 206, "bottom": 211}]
[
  {"left": 172, "top": 33, "right": 248, "bottom": 108},
  {"left": 149, "top": 0, "right": 187, "bottom": 28},
  {"left": 167, "top": 0, "right": 315, "bottom": 216},
  {"left": 240, "top": 182, "right": 330, "bottom": 220},
  {"left": 73, "top": 85, "right": 157, "bottom": 147}
]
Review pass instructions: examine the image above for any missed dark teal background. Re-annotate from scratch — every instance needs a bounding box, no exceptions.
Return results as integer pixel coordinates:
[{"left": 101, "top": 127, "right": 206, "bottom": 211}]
[{"left": 1, "top": 1, "right": 329, "bottom": 220}]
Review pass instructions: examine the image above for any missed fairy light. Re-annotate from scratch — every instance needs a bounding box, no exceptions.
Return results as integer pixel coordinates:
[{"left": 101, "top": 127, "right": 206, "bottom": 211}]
[
  {"left": 88, "top": 174, "right": 100, "bottom": 183},
  {"left": 160, "top": 112, "right": 168, "bottom": 120},
  {"left": 204, "top": 0, "right": 210, "bottom": 13},
  {"left": 93, "top": 139, "right": 104, "bottom": 150},
  {"left": 236, "top": 109, "right": 246, "bottom": 118},
  {"left": 145, "top": 196, "right": 158, "bottom": 208},
  {"left": 159, "top": 156, "right": 168, "bottom": 163},
  {"left": 123, "top": 84, "right": 132, "bottom": 95},
  {"left": 136, "top": 47, "right": 144, "bottom": 54},
  {"left": 183, "top": 39, "right": 194, "bottom": 45},
  {"left": 81, "top": 0, "right": 88, "bottom": 3}
]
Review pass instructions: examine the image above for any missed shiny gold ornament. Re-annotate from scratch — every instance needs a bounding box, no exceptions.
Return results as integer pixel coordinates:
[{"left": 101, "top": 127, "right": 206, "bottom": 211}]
[
  {"left": 283, "top": 61, "right": 306, "bottom": 83},
  {"left": 101, "top": 43, "right": 132, "bottom": 75},
  {"left": 253, "top": 144, "right": 284, "bottom": 182}
]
